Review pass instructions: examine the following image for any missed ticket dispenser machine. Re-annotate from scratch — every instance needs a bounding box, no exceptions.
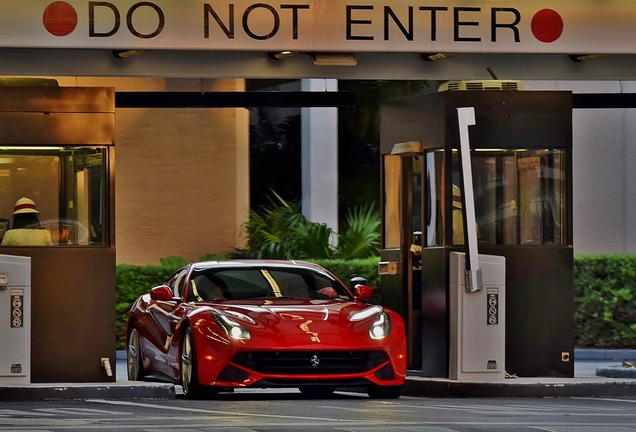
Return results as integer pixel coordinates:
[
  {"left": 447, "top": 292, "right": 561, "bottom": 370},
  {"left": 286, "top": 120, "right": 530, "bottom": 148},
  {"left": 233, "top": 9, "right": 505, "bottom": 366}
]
[
  {"left": 449, "top": 252, "right": 505, "bottom": 380},
  {"left": 0, "top": 254, "right": 31, "bottom": 385},
  {"left": 379, "top": 89, "right": 574, "bottom": 378}
]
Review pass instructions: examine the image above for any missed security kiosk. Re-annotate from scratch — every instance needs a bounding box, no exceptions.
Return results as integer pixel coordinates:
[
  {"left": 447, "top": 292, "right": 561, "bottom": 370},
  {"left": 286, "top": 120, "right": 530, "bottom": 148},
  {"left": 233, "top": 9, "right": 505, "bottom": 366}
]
[
  {"left": 0, "top": 86, "right": 116, "bottom": 383},
  {"left": 379, "top": 89, "right": 574, "bottom": 378},
  {"left": 0, "top": 254, "right": 31, "bottom": 385}
]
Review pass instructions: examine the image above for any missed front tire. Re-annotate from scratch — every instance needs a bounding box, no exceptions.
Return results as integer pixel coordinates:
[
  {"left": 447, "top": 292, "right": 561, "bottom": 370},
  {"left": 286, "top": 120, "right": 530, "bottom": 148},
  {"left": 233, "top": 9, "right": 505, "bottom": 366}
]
[
  {"left": 127, "top": 326, "right": 144, "bottom": 381},
  {"left": 367, "top": 385, "right": 403, "bottom": 399},
  {"left": 181, "top": 326, "right": 204, "bottom": 399}
]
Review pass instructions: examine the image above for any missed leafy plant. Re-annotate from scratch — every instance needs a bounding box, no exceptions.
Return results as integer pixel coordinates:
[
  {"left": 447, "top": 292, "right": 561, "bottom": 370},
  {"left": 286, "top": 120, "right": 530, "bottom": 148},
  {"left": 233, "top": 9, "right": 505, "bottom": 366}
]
[
  {"left": 233, "top": 191, "right": 380, "bottom": 261},
  {"left": 337, "top": 203, "right": 381, "bottom": 259}
]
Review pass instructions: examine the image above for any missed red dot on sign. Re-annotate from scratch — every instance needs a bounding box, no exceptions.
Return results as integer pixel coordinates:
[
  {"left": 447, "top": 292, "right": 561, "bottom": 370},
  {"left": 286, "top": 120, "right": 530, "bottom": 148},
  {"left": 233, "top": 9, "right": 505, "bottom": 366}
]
[
  {"left": 43, "top": 2, "right": 78, "bottom": 37},
  {"left": 531, "top": 9, "right": 563, "bottom": 43}
]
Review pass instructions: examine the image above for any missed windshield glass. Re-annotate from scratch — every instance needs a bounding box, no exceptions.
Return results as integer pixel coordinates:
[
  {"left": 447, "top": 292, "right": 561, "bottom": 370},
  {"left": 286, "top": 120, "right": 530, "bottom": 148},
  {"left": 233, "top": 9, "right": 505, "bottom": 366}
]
[{"left": 187, "top": 266, "right": 352, "bottom": 302}]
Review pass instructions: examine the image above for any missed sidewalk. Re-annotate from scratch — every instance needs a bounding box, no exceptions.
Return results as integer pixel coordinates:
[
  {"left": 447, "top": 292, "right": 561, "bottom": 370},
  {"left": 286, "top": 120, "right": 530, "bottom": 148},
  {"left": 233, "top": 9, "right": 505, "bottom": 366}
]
[
  {"left": 402, "top": 348, "right": 636, "bottom": 398},
  {"left": 1, "top": 349, "right": 635, "bottom": 401}
]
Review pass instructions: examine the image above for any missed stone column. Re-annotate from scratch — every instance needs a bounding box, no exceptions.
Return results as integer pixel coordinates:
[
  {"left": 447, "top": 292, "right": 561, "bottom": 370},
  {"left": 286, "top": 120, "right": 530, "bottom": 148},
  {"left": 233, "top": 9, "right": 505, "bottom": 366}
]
[{"left": 301, "top": 79, "right": 339, "bottom": 240}]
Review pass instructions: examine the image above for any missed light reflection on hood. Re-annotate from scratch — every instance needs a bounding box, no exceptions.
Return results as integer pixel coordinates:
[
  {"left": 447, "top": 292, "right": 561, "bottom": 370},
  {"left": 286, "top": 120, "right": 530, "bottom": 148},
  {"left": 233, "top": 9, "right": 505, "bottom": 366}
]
[
  {"left": 194, "top": 302, "right": 380, "bottom": 326},
  {"left": 349, "top": 305, "right": 382, "bottom": 321}
]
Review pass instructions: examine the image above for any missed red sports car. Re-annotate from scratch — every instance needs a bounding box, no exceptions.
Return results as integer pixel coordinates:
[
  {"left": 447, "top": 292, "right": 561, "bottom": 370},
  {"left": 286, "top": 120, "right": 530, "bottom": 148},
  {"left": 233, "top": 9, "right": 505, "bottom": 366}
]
[{"left": 126, "top": 260, "right": 407, "bottom": 399}]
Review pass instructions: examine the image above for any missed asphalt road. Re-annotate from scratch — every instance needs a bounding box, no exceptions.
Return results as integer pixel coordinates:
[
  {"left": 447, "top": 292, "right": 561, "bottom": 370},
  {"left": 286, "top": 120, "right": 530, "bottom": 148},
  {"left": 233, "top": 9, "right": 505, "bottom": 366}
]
[{"left": 1, "top": 392, "right": 636, "bottom": 432}]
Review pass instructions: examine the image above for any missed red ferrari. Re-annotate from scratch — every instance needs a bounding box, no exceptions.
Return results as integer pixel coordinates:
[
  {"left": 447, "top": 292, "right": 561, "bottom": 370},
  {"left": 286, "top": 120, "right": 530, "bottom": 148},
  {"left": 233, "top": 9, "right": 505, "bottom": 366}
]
[{"left": 126, "top": 260, "right": 407, "bottom": 399}]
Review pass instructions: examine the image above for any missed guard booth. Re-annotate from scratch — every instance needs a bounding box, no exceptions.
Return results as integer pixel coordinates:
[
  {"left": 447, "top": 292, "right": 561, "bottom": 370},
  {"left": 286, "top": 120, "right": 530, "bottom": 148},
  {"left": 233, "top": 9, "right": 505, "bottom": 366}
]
[
  {"left": 379, "top": 88, "right": 574, "bottom": 378},
  {"left": 0, "top": 84, "right": 116, "bottom": 382}
]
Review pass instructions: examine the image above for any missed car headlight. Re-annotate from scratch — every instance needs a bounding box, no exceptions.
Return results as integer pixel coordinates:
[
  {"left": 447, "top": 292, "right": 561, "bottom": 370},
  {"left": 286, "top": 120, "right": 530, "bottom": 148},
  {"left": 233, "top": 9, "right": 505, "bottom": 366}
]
[
  {"left": 369, "top": 311, "right": 391, "bottom": 340},
  {"left": 212, "top": 311, "right": 251, "bottom": 340}
]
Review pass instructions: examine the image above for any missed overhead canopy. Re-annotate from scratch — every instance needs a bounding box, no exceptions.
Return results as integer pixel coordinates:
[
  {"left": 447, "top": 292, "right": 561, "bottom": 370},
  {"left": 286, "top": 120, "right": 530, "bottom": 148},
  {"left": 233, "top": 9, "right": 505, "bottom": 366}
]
[{"left": 4, "top": 0, "right": 636, "bottom": 54}]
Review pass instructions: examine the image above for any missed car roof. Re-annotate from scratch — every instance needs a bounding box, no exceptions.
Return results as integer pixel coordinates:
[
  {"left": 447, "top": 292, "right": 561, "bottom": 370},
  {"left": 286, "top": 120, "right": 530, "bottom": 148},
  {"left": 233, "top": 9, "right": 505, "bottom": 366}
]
[{"left": 189, "top": 259, "right": 326, "bottom": 272}]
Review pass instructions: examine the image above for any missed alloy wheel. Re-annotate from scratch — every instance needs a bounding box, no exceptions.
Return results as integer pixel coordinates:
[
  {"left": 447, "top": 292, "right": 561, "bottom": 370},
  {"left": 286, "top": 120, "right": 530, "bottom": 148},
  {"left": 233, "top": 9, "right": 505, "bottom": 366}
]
[
  {"left": 127, "top": 328, "right": 140, "bottom": 381},
  {"left": 181, "top": 330, "right": 193, "bottom": 394}
]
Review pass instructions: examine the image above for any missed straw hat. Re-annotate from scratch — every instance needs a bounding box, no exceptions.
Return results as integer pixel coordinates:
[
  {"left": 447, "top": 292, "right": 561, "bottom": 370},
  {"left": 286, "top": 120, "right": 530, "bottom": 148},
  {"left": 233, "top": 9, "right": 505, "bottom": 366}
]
[{"left": 13, "top": 197, "right": 40, "bottom": 214}]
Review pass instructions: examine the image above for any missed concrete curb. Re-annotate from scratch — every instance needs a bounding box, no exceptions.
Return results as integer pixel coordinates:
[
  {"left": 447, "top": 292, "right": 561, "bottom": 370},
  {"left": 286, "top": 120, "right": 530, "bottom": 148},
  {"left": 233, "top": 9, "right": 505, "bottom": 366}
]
[
  {"left": 576, "top": 348, "right": 636, "bottom": 361},
  {"left": 403, "top": 377, "right": 636, "bottom": 398},
  {"left": 0, "top": 382, "right": 175, "bottom": 402},
  {"left": 596, "top": 366, "right": 636, "bottom": 379},
  {"left": 2, "top": 350, "right": 632, "bottom": 401}
]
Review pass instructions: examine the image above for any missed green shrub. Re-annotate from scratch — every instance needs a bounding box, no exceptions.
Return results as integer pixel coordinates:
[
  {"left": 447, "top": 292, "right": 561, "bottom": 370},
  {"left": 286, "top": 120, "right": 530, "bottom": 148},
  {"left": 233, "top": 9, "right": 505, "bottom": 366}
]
[
  {"left": 115, "top": 264, "right": 175, "bottom": 349},
  {"left": 574, "top": 254, "right": 636, "bottom": 348},
  {"left": 312, "top": 257, "right": 382, "bottom": 303},
  {"left": 312, "top": 257, "right": 380, "bottom": 289},
  {"left": 115, "top": 254, "right": 636, "bottom": 350},
  {"left": 159, "top": 256, "right": 192, "bottom": 271}
]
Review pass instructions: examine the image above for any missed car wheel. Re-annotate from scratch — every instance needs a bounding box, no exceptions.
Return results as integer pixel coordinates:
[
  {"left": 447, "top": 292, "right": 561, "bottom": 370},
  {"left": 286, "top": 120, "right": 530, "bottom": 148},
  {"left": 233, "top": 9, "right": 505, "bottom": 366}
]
[
  {"left": 367, "top": 385, "right": 403, "bottom": 399},
  {"left": 127, "top": 326, "right": 144, "bottom": 381},
  {"left": 181, "top": 326, "right": 204, "bottom": 399},
  {"left": 299, "top": 385, "right": 336, "bottom": 398}
]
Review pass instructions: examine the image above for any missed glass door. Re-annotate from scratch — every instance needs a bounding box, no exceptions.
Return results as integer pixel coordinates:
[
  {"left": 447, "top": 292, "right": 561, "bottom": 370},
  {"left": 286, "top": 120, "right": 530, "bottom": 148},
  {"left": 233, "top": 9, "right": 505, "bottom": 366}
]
[{"left": 380, "top": 153, "right": 423, "bottom": 368}]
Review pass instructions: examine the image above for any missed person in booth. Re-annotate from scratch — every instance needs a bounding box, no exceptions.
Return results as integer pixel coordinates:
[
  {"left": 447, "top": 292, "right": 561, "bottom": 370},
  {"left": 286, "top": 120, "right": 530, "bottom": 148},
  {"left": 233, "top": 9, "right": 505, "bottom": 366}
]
[{"left": 1, "top": 197, "right": 53, "bottom": 246}]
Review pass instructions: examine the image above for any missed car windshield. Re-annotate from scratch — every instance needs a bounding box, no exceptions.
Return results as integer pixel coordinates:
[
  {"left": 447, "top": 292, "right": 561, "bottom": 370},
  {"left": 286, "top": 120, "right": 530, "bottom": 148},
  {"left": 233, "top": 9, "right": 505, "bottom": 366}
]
[{"left": 187, "top": 266, "right": 353, "bottom": 302}]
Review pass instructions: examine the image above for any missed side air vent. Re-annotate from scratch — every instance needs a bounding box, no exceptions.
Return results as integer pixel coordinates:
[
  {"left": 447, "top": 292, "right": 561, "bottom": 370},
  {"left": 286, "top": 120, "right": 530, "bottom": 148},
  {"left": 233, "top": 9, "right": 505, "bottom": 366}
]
[{"left": 438, "top": 80, "right": 522, "bottom": 92}]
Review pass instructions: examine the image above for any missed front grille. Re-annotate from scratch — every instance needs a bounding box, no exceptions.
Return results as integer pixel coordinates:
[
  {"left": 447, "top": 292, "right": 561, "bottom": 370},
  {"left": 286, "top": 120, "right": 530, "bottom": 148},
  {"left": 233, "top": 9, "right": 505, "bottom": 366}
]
[
  {"left": 255, "top": 378, "right": 371, "bottom": 387},
  {"left": 232, "top": 350, "right": 388, "bottom": 375}
]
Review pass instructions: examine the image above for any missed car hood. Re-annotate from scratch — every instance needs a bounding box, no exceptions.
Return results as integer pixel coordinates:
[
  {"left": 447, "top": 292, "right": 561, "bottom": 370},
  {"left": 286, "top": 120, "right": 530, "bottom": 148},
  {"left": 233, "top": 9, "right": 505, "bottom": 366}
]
[{"left": 192, "top": 300, "right": 386, "bottom": 348}]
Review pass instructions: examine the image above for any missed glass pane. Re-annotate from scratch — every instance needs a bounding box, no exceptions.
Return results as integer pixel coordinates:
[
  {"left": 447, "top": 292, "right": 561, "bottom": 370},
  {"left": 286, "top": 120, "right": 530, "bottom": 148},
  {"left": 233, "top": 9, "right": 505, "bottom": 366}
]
[
  {"left": 383, "top": 155, "right": 401, "bottom": 248},
  {"left": 425, "top": 151, "right": 444, "bottom": 247},
  {"left": 451, "top": 149, "right": 565, "bottom": 246},
  {"left": 501, "top": 155, "right": 519, "bottom": 245},
  {"left": 0, "top": 146, "right": 107, "bottom": 247},
  {"left": 412, "top": 156, "right": 422, "bottom": 238},
  {"left": 518, "top": 150, "right": 565, "bottom": 245},
  {"left": 518, "top": 156, "right": 542, "bottom": 244},
  {"left": 472, "top": 156, "right": 497, "bottom": 244}
]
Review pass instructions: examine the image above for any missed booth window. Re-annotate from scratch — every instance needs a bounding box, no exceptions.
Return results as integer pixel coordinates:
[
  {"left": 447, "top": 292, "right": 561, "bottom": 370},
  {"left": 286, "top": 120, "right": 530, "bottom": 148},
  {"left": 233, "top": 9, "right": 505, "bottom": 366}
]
[
  {"left": 0, "top": 146, "right": 108, "bottom": 246},
  {"left": 451, "top": 149, "right": 565, "bottom": 246},
  {"left": 425, "top": 151, "right": 445, "bottom": 247},
  {"left": 383, "top": 155, "right": 402, "bottom": 249}
]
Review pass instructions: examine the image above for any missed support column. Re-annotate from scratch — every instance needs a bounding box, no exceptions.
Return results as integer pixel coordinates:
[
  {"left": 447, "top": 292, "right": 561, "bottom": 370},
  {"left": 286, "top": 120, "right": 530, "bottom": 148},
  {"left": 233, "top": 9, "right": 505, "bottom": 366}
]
[{"left": 301, "top": 79, "right": 339, "bottom": 237}]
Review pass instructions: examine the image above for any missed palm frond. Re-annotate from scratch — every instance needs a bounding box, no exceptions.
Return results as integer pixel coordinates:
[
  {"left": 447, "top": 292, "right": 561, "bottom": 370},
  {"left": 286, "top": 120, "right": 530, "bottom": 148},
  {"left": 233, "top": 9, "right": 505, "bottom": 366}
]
[{"left": 337, "top": 203, "right": 381, "bottom": 259}]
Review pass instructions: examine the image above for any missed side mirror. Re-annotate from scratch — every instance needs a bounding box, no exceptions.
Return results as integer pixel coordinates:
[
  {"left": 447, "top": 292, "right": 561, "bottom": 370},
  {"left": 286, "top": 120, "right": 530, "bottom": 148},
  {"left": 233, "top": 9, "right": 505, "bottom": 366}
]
[
  {"left": 350, "top": 276, "right": 367, "bottom": 291},
  {"left": 354, "top": 284, "right": 374, "bottom": 301},
  {"left": 149, "top": 285, "right": 176, "bottom": 301}
]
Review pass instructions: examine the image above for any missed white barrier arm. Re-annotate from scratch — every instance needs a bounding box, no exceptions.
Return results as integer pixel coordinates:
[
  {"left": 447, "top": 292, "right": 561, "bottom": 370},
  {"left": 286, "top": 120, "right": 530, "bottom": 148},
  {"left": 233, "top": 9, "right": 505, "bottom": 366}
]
[{"left": 457, "top": 107, "right": 482, "bottom": 293}]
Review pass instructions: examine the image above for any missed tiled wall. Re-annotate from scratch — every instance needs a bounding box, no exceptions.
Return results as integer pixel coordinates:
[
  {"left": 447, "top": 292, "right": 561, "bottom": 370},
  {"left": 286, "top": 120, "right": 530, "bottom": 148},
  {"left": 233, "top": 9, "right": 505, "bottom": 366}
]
[{"left": 56, "top": 77, "right": 249, "bottom": 265}]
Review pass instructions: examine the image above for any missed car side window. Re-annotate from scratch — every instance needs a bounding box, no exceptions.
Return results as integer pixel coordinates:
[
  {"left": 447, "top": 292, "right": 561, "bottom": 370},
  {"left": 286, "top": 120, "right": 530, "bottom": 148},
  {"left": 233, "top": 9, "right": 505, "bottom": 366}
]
[
  {"left": 312, "top": 273, "right": 348, "bottom": 300},
  {"left": 167, "top": 269, "right": 188, "bottom": 298}
]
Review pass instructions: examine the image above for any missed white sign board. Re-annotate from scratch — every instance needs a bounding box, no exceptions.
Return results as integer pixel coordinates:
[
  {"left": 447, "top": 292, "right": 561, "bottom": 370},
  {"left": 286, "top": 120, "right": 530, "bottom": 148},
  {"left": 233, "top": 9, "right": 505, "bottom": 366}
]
[{"left": 1, "top": 1, "right": 635, "bottom": 54}]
